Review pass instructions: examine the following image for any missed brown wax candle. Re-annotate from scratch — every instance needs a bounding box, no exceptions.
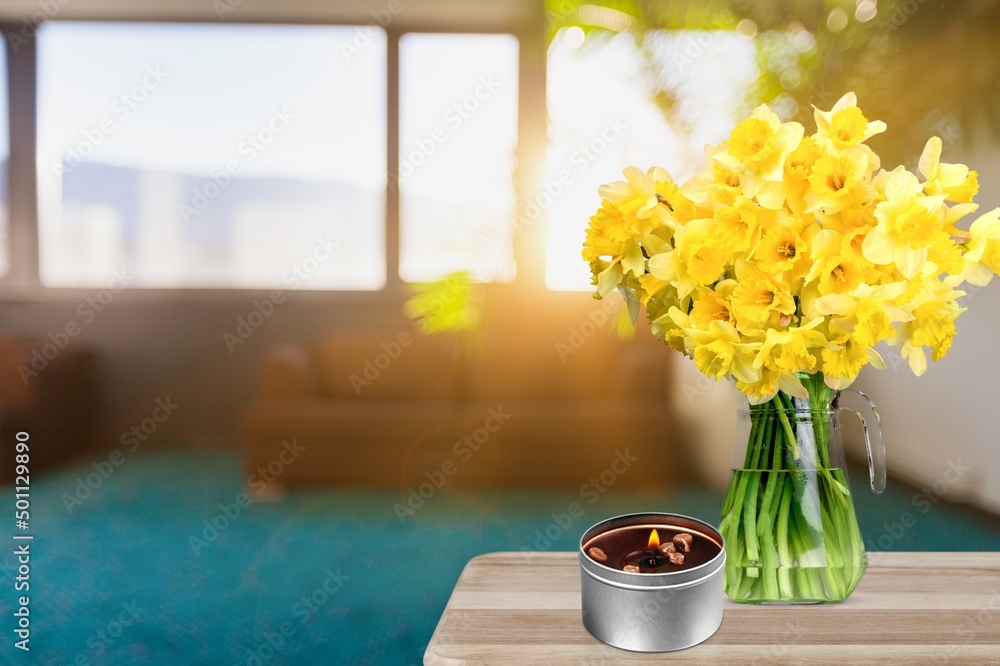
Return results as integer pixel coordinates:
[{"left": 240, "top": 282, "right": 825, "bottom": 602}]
[{"left": 583, "top": 524, "right": 721, "bottom": 573}]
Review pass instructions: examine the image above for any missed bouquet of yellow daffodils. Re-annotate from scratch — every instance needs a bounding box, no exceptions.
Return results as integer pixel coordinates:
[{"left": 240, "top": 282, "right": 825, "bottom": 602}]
[
  {"left": 583, "top": 92, "right": 998, "bottom": 404},
  {"left": 583, "top": 93, "right": 999, "bottom": 604}
]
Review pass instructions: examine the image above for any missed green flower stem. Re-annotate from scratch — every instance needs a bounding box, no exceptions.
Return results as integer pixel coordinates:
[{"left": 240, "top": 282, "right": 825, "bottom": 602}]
[
  {"left": 774, "top": 480, "right": 793, "bottom": 599},
  {"left": 722, "top": 374, "right": 869, "bottom": 603},
  {"left": 757, "top": 504, "right": 780, "bottom": 601},
  {"left": 742, "top": 475, "right": 761, "bottom": 564},
  {"left": 756, "top": 409, "right": 782, "bottom": 526},
  {"left": 775, "top": 396, "right": 800, "bottom": 460},
  {"left": 736, "top": 567, "right": 756, "bottom": 598}
]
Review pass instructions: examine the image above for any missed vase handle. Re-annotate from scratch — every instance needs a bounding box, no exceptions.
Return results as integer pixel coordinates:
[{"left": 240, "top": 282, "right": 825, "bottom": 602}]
[{"left": 833, "top": 389, "right": 887, "bottom": 495}]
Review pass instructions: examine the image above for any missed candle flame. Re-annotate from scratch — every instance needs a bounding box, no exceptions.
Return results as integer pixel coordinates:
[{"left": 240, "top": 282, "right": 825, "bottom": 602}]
[{"left": 648, "top": 529, "right": 660, "bottom": 550}]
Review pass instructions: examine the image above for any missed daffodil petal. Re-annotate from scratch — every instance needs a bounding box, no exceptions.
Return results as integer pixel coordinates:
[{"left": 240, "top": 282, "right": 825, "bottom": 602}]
[
  {"left": 647, "top": 251, "right": 674, "bottom": 281},
  {"left": 961, "top": 261, "right": 994, "bottom": 287},
  {"left": 907, "top": 346, "right": 928, "bottom": 376},
  {"left": 895, "top": 245, "right": 927, "bottom": 279},
  {"left": 756, "top": 181, "right": 786, "bottom": 210},
  {"left": 814, "top": 293, "right": 855, "bottom": 316},
  {"left": 862, "top": 228, "right": 894, "bottom": 264},
  {"left": 866, "top": 347, "right": 887, "bottom": 370},
  {"left": 777, "top": 373, "right": 809, "bottom": 399},
  {"left": 918, "top": 136, "right": 942, "bottom": 179},
  {"left": 622, "top": 239, "right": 645, "bottom": 276},
  {"left": 596, "top": 261, "right": 622, "bottom": 297}
]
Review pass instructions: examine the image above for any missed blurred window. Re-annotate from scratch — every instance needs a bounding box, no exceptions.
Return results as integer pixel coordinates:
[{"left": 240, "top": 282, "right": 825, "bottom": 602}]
[
  {"left": 37, "top": 22, "right": 386, "bottom": 289},
  {"left": 399, "top": 33, "right": 519, "bottom": 283}
]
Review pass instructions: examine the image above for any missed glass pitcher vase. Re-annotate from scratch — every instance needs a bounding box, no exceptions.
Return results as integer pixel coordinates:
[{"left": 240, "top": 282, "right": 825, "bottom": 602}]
[{"left": 720, "top": 372, "right": 886, "bottom": 603}]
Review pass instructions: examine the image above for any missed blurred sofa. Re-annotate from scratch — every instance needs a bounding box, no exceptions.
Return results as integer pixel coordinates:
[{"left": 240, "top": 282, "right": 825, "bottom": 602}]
[
  {"left": 240, "top": 318, "right": 680, "bottom": 491},
  {"left": 0, "top": 335, "right": 101, "bottom": 481}
]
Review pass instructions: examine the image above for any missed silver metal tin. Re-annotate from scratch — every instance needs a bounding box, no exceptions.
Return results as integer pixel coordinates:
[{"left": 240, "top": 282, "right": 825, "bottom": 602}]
[{"left": 578, "top": 512, "right": 725, "bottom": 652}]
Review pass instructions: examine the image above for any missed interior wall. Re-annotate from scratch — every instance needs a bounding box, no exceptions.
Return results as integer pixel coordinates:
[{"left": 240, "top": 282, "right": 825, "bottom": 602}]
[
  {"left": 1, "top": 297, "right": 406, "bottom": 450},
  {"left": 0, "top": 0, "right": 538, "bottom": 30}
]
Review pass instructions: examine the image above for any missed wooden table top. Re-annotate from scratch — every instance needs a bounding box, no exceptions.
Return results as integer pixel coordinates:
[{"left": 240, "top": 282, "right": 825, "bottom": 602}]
[{"left": 424, "top": 551, "right": 1000, "bottom": 664}]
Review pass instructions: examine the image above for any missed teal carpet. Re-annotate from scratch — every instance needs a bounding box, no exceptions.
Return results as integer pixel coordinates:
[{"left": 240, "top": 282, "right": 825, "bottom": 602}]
[{"left": 1, "top": 452, "right": 998, "bottom": 665}]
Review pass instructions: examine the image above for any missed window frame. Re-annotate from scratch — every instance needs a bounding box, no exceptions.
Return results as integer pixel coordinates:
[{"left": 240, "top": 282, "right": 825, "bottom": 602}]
[{"left": 0, "top": 15, "right": 545, "bottom": 303}]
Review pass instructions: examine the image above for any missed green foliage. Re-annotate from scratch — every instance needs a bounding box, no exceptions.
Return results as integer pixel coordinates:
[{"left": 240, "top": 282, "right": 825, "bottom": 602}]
[
  {"left": 403, "top": 271, "right": 484, "bottom": 337},
  {"left": 547, "top": 0, "right": 1000, "bottom": 164}
]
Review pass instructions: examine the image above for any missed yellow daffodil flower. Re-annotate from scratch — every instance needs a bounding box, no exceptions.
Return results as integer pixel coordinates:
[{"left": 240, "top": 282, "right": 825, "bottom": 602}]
[
  {"left": 648, "top": 218, "right": 728, "bottom": 298},
  {"left": 840, "top": 225, "right": 871, "bottom": 267},
  {"left": 821, "top": 338, "right": 885, "bottom": 389},
  {"left": 918, "top": 136, "right": 979, "bottom": 203},
  {"left": 689, "top": 281, "right": 738, "bottom": 330},
  {"left": 804, "top": 230, "right": 871, "bottom": 295},
  {"left": 714, "top": 196, "right": 774, "bottom": 255},
  {"left": 863, "top": 170, "right": 948, "bottom": 278},
  {"left": 636, "top": 272, "right": 673, "bottom": 304},
  {"left": 730, "top": 262, "right": 796, "bottom": 333},
  {"left": 684, "top": 319, "right": 761, "bottom": 384},
  {"left": 813, "top": 92, "right": 886, "bottom": 152},
  {"left": 889, "top": 279, "right": 966, "bottom": 376},
  {"left": 736, "top": 366, "right": 811, "bottom": 404},
  {"left": 650, "top": 305, "right": 690, "bottom": 353},
  {"left": 955, "top": 208, "right": 1000, "bottom": 286},
  {"left": 714, "top": 104, "right": 804, "bottom": 202},
  {"left": 814, "top": 283, "right": 913, "bottom": 347},
  {"left": 754, "top": 319, "right": 829, "bottom": 375},
  {"left": 781, "top": 135, "right": 824, "bottom": 214},
  {"left": 806, "top": 148, "right": 877, "bottom": 214},
  {"left": 582, "top": 92, "right": 997, "bottom": 403},
  {"left": 755, "top": 224, "right": 806, "bottom": 274},
  {"left": 582, "top": 200, "right": 630, "bottom": 262},
  {"left": 598, "top": 166, "right": 669, "bottom": 225}
]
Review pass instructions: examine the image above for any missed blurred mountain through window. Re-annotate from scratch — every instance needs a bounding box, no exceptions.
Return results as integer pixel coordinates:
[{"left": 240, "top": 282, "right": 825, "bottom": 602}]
[{"left": 37, "top": 23, "right": 386, "bottom": 289}]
